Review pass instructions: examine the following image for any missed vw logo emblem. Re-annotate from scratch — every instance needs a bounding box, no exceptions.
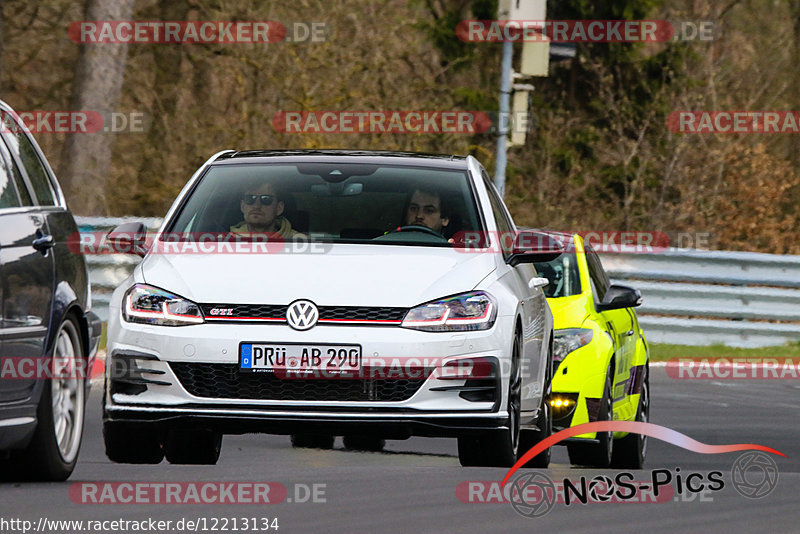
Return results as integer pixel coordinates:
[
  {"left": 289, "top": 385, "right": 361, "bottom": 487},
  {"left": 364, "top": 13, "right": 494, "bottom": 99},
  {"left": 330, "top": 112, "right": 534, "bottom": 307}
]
[{"left": 286, "top": 300, "right": 319, "bottom": 331}]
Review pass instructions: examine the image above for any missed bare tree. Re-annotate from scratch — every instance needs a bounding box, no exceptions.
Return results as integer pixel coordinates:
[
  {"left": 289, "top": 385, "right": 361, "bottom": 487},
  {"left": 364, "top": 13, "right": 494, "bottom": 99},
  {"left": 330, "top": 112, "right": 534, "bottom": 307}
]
[
  {"left": 59, "top": 0, "right": 135, "bottom": 214},
  {"left": 0, "top": 1, "right": 4, "bottom": 79},
  {"left": 131, "top": 0, "right": 191, "bottom": 211}
]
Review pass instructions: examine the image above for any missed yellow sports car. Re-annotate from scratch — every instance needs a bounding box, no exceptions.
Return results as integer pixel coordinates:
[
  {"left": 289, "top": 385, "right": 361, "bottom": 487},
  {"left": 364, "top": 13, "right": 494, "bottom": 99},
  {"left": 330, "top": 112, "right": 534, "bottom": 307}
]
[{"left": 532, "top": 232, "right": 649, "bottom": 468}]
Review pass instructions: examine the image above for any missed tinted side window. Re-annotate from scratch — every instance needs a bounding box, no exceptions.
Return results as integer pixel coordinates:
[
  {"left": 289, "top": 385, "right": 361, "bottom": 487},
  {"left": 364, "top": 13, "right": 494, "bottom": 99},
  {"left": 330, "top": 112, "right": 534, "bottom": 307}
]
[
  {"left": 0, "top": 136, "right": 33, "bottom": 206},
  {"left": 482, "top": 173, "right": 514, "bottom": 255},
  {"left": 0, "top": 113, "right": 56, "bottom": 205},
  {"left": 0, "top": 162, "right": 21, "bottom": 208},
  {"left": 534, "top": 253, "right": 582, "bottom": 298},
  {"left": 586, "top": 247, "right": 610, "bottom": 302}
]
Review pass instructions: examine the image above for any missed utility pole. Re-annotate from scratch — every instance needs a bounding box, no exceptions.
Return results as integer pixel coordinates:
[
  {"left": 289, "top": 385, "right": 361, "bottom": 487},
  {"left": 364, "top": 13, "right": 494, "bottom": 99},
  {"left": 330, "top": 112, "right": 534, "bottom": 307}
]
[
  {"left": 493, "top": 39, "right": 514, "bottom": 198},
  {"left": 493, "top": 0, "right": 549, "bottom": 198}
]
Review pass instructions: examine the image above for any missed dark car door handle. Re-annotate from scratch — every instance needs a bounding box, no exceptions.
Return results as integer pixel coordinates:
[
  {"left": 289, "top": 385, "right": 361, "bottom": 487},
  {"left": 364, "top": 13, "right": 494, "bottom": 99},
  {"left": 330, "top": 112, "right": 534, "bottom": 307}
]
[
  {"left": 32, "top": 234, "right": 55, "bottom": 253},
  {"left": 622, "top": 330, "right": 635, "bottom": 336}
]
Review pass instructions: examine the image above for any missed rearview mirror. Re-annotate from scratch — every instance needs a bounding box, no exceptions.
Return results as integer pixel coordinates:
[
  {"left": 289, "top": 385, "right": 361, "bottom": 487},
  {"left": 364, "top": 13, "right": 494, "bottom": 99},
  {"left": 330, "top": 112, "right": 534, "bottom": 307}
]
[
  {"left": 297, "top": 163, "right": 378, "bottom": 181},
  {"left": 596, "top": 284, "right": 643, "bottom": 312},
  {"left": 311, "top": 183, "right": 363, "bottom": 196},
  {"left": 507, "top": 231, "right": 564, "bottom": 266},
  {"left": 107, "top": 222, "right": 148, "bottom": 257}
]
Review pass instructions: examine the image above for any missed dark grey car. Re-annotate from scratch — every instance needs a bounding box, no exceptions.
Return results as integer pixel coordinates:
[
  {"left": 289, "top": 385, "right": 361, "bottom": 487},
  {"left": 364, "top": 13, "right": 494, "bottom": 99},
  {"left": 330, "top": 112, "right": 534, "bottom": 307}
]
[{"left": 0, "top": 100, "right": 100, "bottom": 481}]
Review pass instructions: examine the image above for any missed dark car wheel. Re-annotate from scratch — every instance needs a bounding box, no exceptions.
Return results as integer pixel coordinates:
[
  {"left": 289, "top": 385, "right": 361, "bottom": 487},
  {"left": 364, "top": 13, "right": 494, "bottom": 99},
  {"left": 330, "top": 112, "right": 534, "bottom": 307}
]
[
  {"left": 518, "top": 342, "right": 553, "bottom": 468},
  {"left": 102, "top": 372, "right": 165, "bottom": 464},
  {"left": 342, "top": 435, "right": 386, "bottom": 452},
  {"left": 164, "top": 429, "right": 222, "bottom": 465},
  {"left": 567, "top": 366, "right": 614, "bottom": 468},
  {"left": 611, "top": 366, "right": 649, "bottom": 469},
  {"left": 458, "top": 334, "right": 522, "bottom": 467},
  {"left": 8, "top": 319, "right": 87, "bottom": 481},
  {"left": 290, "top": 434, "right": 335, "bottom": 449},
  {"left": 103, "top": 414, "right": 164, "bottom": 465}
]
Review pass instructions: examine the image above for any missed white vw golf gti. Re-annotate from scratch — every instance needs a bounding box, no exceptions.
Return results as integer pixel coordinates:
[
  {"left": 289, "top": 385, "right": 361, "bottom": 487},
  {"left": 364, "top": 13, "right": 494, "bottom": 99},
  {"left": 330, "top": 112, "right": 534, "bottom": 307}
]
[{"left": 103, "top": 150, "right": 559, "bottom": 467}]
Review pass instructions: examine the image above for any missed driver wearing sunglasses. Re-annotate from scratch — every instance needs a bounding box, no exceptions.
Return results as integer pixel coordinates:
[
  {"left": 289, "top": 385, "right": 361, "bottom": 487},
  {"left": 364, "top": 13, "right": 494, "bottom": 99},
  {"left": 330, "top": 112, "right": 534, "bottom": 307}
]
[{"left": 230, "top": 182, "right": 304, "bottom": 239}]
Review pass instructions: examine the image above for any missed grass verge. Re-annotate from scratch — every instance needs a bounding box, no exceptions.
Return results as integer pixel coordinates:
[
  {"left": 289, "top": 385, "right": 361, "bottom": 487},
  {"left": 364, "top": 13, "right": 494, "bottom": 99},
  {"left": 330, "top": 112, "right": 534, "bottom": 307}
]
[{"left": 649, "top": 342, "right": 800, "bottom": 362}]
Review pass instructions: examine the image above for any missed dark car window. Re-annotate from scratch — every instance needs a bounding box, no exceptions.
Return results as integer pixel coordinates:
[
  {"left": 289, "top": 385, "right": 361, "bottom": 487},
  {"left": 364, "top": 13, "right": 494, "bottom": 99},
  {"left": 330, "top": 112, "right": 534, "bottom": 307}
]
[
  {"left": 534, "top": 253, "right": 582, "bottom": 298},
  {"left": 481, "top": 172, "right": 514, "bottom": 256},
  {"left": 0, "top": 136, "right": 33, "bottom": 206},
  {"left": 585, "top": 246, "right": 610, "bottom": 302},
  {"left": 0, "top": 163, "right": 21, "bottom": 208},
  {"left": 167, "top": 163, "right": 483, "bottom": 245},
  {"left": 0, "top": 113, "right": 57, "bottom": 206}
]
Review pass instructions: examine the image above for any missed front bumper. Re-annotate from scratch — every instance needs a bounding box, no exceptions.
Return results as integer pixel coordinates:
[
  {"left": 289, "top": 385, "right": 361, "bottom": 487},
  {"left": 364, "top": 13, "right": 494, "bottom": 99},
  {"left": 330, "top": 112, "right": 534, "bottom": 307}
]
[
  {"left": 103, "top": 405, "right": 507, "bottom": 438},
  {"left": 105, "top": 315, "right": 516, "bottom": 438}
]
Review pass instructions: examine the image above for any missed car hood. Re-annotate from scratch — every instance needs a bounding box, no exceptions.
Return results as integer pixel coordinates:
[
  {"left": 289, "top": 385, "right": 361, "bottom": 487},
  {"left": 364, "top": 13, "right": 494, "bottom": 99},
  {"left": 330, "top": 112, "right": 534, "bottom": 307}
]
[
  {"left": 140, "top": 244, "right": 498, "bottom": 307},
  {"left": 547, "top": 293, "right": 591, "bottom": 330}
]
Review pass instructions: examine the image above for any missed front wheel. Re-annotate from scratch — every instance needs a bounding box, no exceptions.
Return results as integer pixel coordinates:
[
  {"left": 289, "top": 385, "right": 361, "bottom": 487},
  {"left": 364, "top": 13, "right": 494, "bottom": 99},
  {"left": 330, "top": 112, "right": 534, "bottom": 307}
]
[
  {"left": 12, "top": 319, "right": 86, "bottom": 481},
  {"left": 518, "top": 343, "right": 553, "bottom": 468},
  {"left": 342, "top": 435, "right": 386, "bottom": 452},
  {"left": 290, "top": 434, "right": 335, "bottom": 449},
  {"left": 103, "top": 421, "right": 164, "bottom": 464},
  {"left": 165, "top": 429, "right": 222, "bottom": 465},
  {"left": 567, "top": 366, "right": 614, "bottom": 468},
  {"left": 458, "top": 334, "right": 522, "bottom": 467},
  {"left": 611, "top": 367, "right": 649, "bottom": 469}
]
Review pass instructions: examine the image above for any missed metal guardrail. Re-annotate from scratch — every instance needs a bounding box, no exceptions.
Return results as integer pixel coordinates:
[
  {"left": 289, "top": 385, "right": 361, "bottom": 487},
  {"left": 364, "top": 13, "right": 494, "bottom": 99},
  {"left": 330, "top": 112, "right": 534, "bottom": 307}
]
[
  {"left": 599, "top": 251, "right": 800, "bottom": 348},
  {"left": 76, "top": 217, "right": 800, "bottom": 347}
]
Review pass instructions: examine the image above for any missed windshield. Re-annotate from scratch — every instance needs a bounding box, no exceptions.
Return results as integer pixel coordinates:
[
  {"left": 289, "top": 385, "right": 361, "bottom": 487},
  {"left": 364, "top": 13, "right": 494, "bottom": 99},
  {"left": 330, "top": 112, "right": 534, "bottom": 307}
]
[
  {"left": 166, "top": 162, "right": 484, "bottom": 247},
  {"left": 534, "top": 253, "right": 582, "bottom": 298}
]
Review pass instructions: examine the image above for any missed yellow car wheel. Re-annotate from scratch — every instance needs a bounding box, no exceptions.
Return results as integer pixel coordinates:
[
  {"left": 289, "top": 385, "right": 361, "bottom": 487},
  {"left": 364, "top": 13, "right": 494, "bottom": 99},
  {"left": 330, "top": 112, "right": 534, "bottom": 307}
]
[
  {"left": 566, "top": 367, "right": 613, "bottom": 467},
  {"left": 611, "top": 367, "right": 649, "bottom": 469}
]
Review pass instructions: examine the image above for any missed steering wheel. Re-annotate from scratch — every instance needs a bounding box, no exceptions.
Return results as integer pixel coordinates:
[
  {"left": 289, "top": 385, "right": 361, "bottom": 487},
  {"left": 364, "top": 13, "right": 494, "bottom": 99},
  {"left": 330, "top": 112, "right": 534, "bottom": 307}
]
[{"left": 386, "top": 224, "right": 447, "bottom": 240}]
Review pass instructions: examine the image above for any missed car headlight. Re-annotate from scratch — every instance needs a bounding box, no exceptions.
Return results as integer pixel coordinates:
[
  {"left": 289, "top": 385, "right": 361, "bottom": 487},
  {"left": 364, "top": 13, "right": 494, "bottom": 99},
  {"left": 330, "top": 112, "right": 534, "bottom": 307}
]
[
  {"left": 401, "top": 291, "right": 496, "bottom": 332},
  {"left": 123, "top": 284, "right": 204, "bottom": 326},
  {"left": 553, "top": 328, "right": 593, "bottom": 361}
]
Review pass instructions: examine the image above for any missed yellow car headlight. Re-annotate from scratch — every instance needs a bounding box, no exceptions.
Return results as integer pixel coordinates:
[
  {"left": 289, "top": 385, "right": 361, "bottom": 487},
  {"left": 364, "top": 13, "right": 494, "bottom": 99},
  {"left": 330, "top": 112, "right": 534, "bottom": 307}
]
[{"left": 553, "top": 328, "right": 594, "bottom": 362}]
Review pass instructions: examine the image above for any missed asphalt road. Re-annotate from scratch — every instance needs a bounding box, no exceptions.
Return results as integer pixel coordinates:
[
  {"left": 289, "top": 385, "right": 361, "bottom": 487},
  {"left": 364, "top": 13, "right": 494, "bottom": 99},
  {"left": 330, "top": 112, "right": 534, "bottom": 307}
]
[{"left": 1, "top": 365, "right": 798, "bottom": 533}]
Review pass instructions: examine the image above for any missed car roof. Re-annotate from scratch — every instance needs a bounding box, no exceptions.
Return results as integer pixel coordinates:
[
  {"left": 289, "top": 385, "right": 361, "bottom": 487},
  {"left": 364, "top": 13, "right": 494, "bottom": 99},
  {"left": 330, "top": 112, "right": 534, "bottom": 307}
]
[{"left": 211, "top": 149, "right": 470, "bottom": 170}]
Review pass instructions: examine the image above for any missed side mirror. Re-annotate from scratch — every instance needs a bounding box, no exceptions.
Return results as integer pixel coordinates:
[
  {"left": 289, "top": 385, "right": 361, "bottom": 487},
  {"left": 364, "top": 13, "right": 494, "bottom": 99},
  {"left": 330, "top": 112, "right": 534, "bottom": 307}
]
[
  {"left": 107, "top": 222, "right": 148, "bottom": 257},
  {"left": 507, "top": 230, "right": 564, "bottom": 266},
  {"left": 596, "top": 284, "right": 642, "bottom": 312}
]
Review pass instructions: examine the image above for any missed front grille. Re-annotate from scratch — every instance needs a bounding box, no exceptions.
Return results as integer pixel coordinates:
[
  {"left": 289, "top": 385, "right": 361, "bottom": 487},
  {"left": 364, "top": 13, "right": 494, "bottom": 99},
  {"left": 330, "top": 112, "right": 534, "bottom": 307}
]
[
  {"left": 170, "top": 363, "right": 428, "bottom": 402},
  {"left": 200, "top": 304, "right": 406, "bottom": 324},
  {"left": 201, "top": 304, "right": 286, "bottom": 320},
  {"left": 317, "top": 306, "right": 406, "bottom": 322}
]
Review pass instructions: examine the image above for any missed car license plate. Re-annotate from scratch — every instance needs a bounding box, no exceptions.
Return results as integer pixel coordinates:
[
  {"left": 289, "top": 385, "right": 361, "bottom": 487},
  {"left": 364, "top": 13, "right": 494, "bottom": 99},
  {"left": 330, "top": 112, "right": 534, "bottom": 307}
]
[{"left": 239, "top": 343, "right": 362, "bottom": 373}]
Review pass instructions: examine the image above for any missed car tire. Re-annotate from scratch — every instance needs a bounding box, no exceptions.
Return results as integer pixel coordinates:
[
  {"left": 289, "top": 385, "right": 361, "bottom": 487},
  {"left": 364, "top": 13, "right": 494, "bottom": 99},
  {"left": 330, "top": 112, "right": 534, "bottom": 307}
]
[
  {"left": 518, "top": 342, "right": 553, "bottom": 468},
  {"left": 103, "top": 421, "right": 164, "bottom": 464},
  {"left": 290, "top": 434, "right": 335, "bottom": 449},
  {"left": 611, "top": 366, "right": 649, "bottom": 469},
  {"left": 164, "top": 429, "right": 222, "bottom": 465},
  {"left": 9, "top": 318, "right": 87, "bottom": 481},
  {"left": 458, "top": 333, "right": 522, "bottom": 467},
  {"left": 567, "top": 366, "right": 614, "bottom": 468},
  {"left": 342, "top": 435, "right": 386, "bottom": 452}
]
